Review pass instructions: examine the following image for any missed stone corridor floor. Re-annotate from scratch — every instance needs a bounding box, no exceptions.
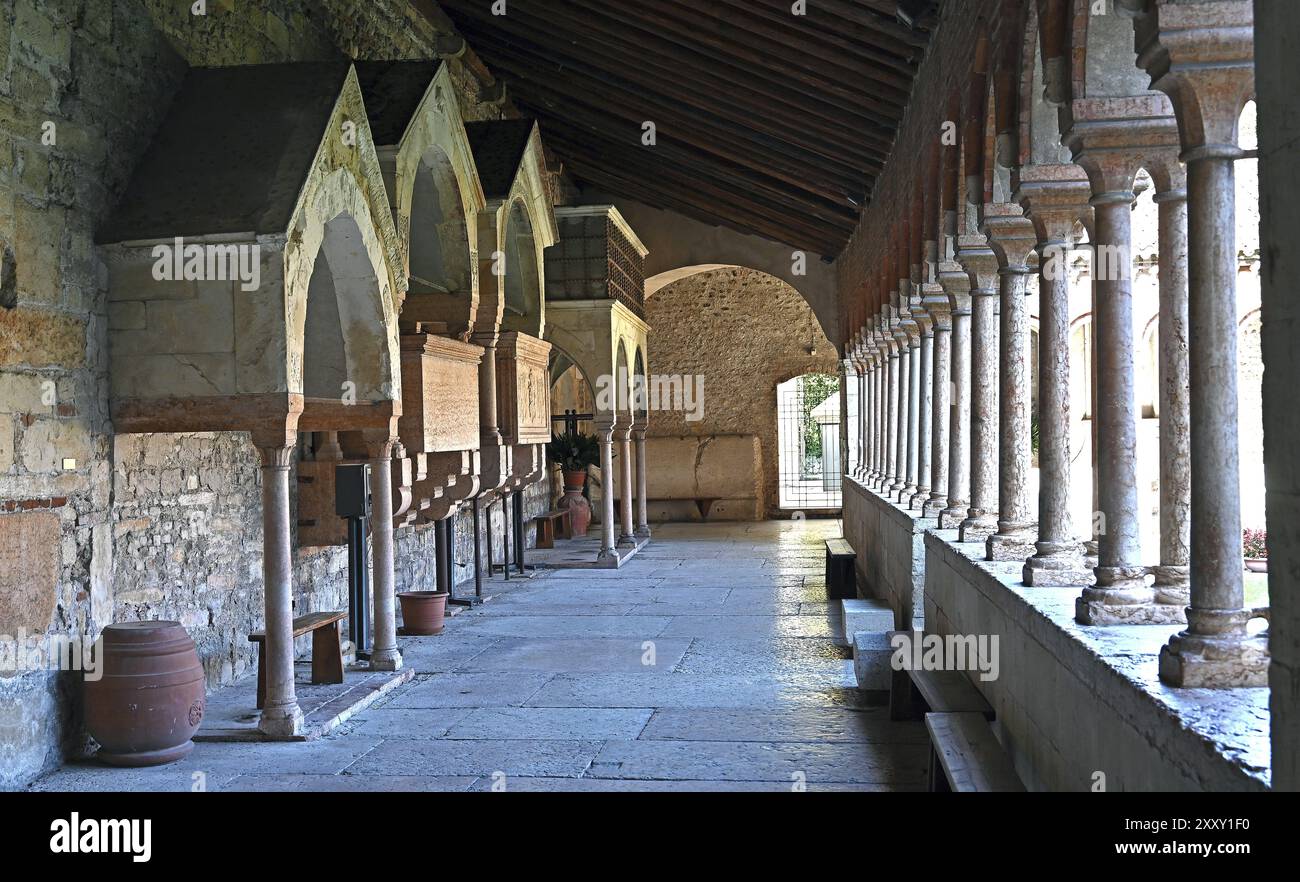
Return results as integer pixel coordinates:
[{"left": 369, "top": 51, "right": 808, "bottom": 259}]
[{"left": 33, "top": 520, "right": 929, "bottom": 792}]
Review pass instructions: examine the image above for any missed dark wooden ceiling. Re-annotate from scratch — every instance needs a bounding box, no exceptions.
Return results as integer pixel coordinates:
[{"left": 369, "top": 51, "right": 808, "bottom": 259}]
[{"left": 438, "top": 0, "right": 936, "bottom": 257}]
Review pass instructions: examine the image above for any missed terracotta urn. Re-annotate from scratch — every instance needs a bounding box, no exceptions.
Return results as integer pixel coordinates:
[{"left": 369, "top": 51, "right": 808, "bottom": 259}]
[
  {"left": 84, "top": 621, "right": 206, "bottom": 767},
  {"left": 398, "top": 591, "right": 448, "bottom": 635},
  {"left": 558, "top": 469, "right": 592, "bottom": 537}
]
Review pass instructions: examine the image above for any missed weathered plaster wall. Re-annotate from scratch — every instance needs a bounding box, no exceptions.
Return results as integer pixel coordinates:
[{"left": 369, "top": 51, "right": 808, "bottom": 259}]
[
  {"left": 644, "top": 267, "right": 836, "bottom": 517},
  {"left": 0, "top": 0, "right": 526, "bottom": 790}
]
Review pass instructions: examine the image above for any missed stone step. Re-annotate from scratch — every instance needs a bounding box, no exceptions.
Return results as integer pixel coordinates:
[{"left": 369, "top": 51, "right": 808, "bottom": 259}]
[
  {"left": 852, "top": 630, "right": 894, "bottom": 691},
  {"left": 839, "top": 597, "right": 894, "bottom": 644}
]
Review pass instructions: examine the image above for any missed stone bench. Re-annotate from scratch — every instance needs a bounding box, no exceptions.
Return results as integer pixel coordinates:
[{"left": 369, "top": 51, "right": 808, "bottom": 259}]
[
  {"left": 248, "top": 611, "right": 345, "bottom": 709},
  {"left": 825, "top": 537, "right": 856, "bottom": 600},
  {"left": 925, "top": 712, "right": 1025, "bottom": 792},
  {"left": 839, "top": 597, "right": 893, "bottom": 644},
  {"left": 852, "top": 630, "right": 894, "bottom": 691}
]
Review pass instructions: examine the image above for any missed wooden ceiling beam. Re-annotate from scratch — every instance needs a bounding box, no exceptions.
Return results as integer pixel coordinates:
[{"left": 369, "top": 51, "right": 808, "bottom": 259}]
[
  {"left": 545, "top": 128, "right": 858, "bottom": 239},
  {"left": 563, "top": 158, "right": 843, "bottom": 255},
  {"left": 562, "top": 0, "right": 905, "bottom": 116},
  {"left": 447, "top": 0, "right": 904, "bottom": 129},
  {"left": 676, "top": 0, "right": 919, "bottom": 86},
  {"left": 457, "top": 24, "right": 881, "bottom": 189},
  {"left": 534, "top": 117, "right": 863, "bottom": 231},
  {"left": 446, "top": 6, "right": 895, "bottom": 157}
]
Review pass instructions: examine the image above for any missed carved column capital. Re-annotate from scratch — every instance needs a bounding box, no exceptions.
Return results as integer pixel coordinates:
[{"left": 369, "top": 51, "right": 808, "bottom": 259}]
[
  {"left": 1132, "top": 0, "right": 1255, "bottom": 157},
  {"left": 1063, "top": 94, "right": 1182, "bottom": 198},
  {"left": 980, "top": 202, "right": 1038, "bottom": 273},
  {"left": 955, "top": 234, "right": 999, "bottom": 296},
  {"left": 1014, "top": 164, "right": 1094, "bottom": 245}
]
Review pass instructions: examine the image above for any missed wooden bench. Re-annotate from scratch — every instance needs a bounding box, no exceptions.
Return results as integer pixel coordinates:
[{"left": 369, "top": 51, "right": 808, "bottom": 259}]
[
  {"left": 893, "top": 661, "right": 997, "bottom": 721},
  {"left": 534, "top": 509, "right": 572, "bottom": 548},
  {"left": 925, "top": 712, "right": 1025, "bottom": 792},
  {"left": 825, "top": 537, "right": 857, "bottom": 600},
  {"left": 248, "top": 611, "right": 345, "bottom": 709}
]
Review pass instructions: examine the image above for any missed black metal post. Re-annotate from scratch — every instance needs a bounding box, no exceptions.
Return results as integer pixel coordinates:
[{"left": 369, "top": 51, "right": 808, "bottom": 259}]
[
  {"left": 514, "top": 490, "right": 525, "bottom": 575},
  {"left": 502, "top": 493, "right": 511, "bottom": 581},
  {"left": 472, "top": 494, "right": 483, "bottom": 598},
  {"left": 346, "top": 514, "right": 370, "bottom": 657}
]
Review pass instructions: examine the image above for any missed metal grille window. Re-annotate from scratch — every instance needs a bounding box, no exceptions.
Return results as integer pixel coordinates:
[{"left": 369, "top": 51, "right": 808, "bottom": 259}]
[{"left": 776, "top": 374, "right": 842, "bottom": 510}]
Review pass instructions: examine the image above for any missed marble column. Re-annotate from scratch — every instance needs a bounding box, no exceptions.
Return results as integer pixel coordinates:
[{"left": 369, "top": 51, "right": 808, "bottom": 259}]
[
  {"left": 875, "top": 327, "right": 891, "bottom": 489},
  {"left": 633, "top": 426, "right": 651, "bottom": 537},
  {"left": 1137, "top": 7, "right": 1268, "bottom": 683},
  {"left": 1066, "top": 100, "right": 1184, "bottom": 625},
  {"left": 957, "top": 241, "right": 1001, "bottom": 543},
  {"left": 254, "top": 442, "right": 304, "bottom": 738},
  {"left": 939, "top": 265, "right": 972, "bottom": 528},
  {"left": 891, "top": 323, "right": 912, "bottom": 496},
  {"left": 863, "top": 351, "right": 877, "bottom": 483},
  {"left": 911, "top": 313, "right": 934, "bottom": 510},
  {"left": 903, "top": 325, "right": 923, "bottom": 504},
  {"left": 617, "top": 425, "right": 636, "bottom": 548},
  {"left": 1018, "top": 172, "right": 1093, "bottom": 586},
  {"left": 923, "top": 291, "right": 952, "bottom": 518},
  {"left": 983, "top": 207, "right": 1039, "bottom": 561},
  {"left": 1152, "top": 184, "right": 1191, "bottom": 606},
  {"left": 884, "top": 327, "right": 900, "bottom": 492},
  {"left": 596, "top": 423, "right": 617, "bottom": 562},
  {"left": 366, "top": 436, "right": 402, "bottom": 671}
]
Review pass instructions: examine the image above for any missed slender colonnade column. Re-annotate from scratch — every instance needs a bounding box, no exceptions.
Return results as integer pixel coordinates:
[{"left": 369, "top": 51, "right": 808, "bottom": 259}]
[
  {"left": 957, "top": 240, "right": 1000, "bottom": 543},
  {"left": 983, "top": 208, "right": 1039, "bottom": 561}
]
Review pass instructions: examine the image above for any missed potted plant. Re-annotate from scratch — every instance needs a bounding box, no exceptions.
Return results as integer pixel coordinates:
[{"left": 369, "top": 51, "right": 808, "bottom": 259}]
[
  {"left": 547, "top": 431, "right": 601, "bottom": 537},
  {"left": 1243, "top": 527, "right": 1268, "bottom": 573}
]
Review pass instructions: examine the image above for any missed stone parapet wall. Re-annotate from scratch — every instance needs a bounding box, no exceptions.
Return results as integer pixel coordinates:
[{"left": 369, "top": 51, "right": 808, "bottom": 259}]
[
  {"left": 924, "top": 531, "right": 1269, "bottom": 792},
  {"left": 841, "top": 478, "right": 926, "bottom": 630}
]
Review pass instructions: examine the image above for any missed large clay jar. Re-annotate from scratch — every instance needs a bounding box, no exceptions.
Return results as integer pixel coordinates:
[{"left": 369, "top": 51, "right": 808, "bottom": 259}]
[
  {"left": 558, "top": 470, "right": 592, "bottom": 537},
  {"left": 398, "top": 591, "right": 448, "bottom": 635},
  {"left": 84, "top": 621, "right": 205, "bottom": 767}
]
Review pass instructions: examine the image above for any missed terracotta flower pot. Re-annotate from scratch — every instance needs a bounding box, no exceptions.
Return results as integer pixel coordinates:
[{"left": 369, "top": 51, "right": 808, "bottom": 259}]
[
  {"left": 558, "top": 469, "right": 592, "bottom": 537},
  {"left": 84, "top": 621, "right": 206, "bottom": 767},
  {"left": 1245, "top": 557, "right": 1268, "bottom": 573},
  {"left": 398, "top": 591, "right": 448, "bottom": 635}
]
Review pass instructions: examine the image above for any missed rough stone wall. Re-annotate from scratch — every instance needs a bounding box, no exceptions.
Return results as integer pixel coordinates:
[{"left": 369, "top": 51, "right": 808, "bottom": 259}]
[
  {"left": 644, "top": 267, "right": 836, "bottom": 517},
  {"left": 0, "top": 0, "right": 519, "bottom": 790}
]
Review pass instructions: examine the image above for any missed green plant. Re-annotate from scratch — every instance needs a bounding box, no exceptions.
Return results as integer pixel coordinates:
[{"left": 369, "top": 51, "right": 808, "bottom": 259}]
[
  {"left": 1243, "top": 527, "right": 1267, "bottom": 559},
  {"left": 547, "top": 431, "right": 600, "bottom": 473}
]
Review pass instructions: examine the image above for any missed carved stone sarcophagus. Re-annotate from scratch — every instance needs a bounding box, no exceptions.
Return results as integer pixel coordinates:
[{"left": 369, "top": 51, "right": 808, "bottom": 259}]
[{"left": 495, "top": 331, "right": 552, "bottom": 446}]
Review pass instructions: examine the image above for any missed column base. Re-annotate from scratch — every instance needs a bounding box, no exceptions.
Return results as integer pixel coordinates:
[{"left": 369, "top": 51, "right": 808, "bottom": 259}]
[
  {"left": 958, "top": 513, "right": 997, "bottom": 544},
  {"left": 597, "top": 548, "right": 618, "bottom": 562},
  {"left": 257, "top": 703, "right": 305, "bottom": 739},
  {"left": 1151, "top": 564, "right": 1190, "bottom": 606},
  {"left": 937, "top": 504, "right": 967, "bottom": 530},
  {"left": 1022, "top": 547, "right": 1093, "bottom": 587},
  {"left": 908, "top": 490, "right": 930, "bottom": 511},
  {"left": 616, "top": 535, "right": 637, "bottom": 549},
  {"left": 369, "top": 648, "right": 403, "bottom": 672},
  {"left": 922, "top": 496, "right": 948, "bottom": 519},
  {"left": 635, "top": 525, "right": 652, "bottom": 539},
  {"left": 1075, "top": 572, "right": 1185, "bottom": 624},
  {"left": 897, "top": 484, "right": 917, "bottom": 505},
  {"left": 986, "top": 526, "right": 1037, "bottom": 562},
  {"left": 1159, "top": 631, "right": 1269, "bottom": 688}
]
